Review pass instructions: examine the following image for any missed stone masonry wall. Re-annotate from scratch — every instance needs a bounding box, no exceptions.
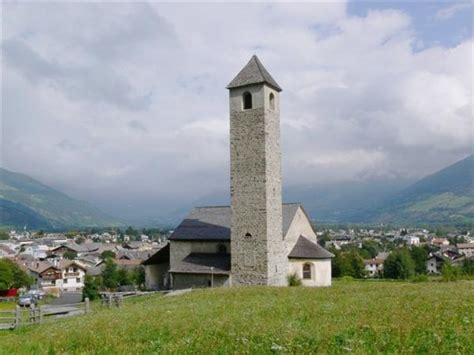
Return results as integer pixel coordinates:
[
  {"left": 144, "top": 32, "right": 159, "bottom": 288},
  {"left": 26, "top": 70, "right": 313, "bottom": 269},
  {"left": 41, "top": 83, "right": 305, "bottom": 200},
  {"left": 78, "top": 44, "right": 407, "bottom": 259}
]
[{"left": 230, "top": 84, "right": 287, "bottom": 286}]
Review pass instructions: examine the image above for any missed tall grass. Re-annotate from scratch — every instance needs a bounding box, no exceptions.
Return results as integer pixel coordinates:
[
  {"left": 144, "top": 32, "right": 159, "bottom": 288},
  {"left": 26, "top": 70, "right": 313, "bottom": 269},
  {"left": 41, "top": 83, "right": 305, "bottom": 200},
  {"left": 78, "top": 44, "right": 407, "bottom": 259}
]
[{"left": 0, "top": 281, "right": 472, "bottom": 354}]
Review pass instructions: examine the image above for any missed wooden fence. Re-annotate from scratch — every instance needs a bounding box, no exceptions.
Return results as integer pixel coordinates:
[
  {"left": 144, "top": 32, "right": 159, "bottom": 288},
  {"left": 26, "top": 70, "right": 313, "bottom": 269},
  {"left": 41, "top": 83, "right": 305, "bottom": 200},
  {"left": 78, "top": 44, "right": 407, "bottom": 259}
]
[{"left": 0, "top": 291, "right": 161, "bottom": 331}]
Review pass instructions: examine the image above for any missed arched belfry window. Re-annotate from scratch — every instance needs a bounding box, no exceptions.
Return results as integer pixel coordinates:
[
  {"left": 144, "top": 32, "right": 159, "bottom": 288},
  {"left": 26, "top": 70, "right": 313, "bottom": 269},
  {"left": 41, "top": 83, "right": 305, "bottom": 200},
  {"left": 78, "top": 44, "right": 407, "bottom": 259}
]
[
  {"left": 269, "top": 93, "right": 275, "bottom": 110},
  {"left": 243, "top": 92, "right": 252, "bottom": 110},
  {"left": 302, "top": 263, "right": 312, "bottom": 280}
]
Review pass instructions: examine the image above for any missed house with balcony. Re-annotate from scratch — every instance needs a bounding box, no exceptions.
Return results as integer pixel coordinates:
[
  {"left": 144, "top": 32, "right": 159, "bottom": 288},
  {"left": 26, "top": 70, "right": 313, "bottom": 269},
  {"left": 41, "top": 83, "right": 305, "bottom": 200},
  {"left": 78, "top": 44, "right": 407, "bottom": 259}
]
[{"left": 58, "top": 260, "right": 87, "bottom": 292}]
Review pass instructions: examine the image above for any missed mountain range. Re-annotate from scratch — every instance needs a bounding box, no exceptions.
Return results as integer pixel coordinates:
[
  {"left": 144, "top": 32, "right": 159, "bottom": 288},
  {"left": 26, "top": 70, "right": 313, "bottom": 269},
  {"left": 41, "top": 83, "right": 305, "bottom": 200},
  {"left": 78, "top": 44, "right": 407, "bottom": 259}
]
[
  {"left": 0, "top": 155, "right": 472, "bottom": 229},
  {"left": 0, "top": 168, "right": 120, "bottom": 230}
]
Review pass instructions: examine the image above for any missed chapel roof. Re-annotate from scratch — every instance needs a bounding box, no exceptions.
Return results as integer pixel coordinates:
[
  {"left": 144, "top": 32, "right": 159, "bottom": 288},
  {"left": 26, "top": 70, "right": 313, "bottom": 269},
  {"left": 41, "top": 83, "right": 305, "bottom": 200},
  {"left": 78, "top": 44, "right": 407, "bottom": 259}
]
[
  {"left": 226, "top": 55, "right": 282, "bottom": 92},
  {"left": 288, "top": 235, "right": 334, "bottom": 260},
  {"left": 168, "top": 203, "right": 302, "bottom": 241}
]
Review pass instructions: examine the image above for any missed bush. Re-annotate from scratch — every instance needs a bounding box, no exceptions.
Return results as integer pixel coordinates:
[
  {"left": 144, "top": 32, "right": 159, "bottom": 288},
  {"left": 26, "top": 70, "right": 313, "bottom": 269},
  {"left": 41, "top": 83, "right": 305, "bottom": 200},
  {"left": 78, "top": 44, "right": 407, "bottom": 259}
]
[
  {"left": 339, "top": 276, "right": 355, "bottom": 282},
  {"left": 462, "top": 258, "right": 474, "bottom": 276},
  {"left": 82, "top": 275, "right": 100, "bottom": 301},
  {"left": 287, "top": 273, "right": 302, "bottom": 287},
  {"left": 441, "top": 264, "right": 461, "bottom": 282},
  {"left": 410, "top": 274, "right": 429, "bottom": 283}
]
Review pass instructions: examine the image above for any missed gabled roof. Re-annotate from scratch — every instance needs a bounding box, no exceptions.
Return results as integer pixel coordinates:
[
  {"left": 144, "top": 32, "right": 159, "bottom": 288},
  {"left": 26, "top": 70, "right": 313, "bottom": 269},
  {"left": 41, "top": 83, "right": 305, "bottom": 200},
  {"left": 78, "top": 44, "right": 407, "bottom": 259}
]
[
  {"left": 26, "top": 262, "right": 60, "bottom": 274},
  {"left": 226, "top": 55, "right": 282, "bottom": 92},
  {"left": 169, "top": 203, "right": 302, "bottom": 241},
  {"left": 169, "top": 252, "right": 230, "bottom": 275},
  {"left": 288, "top": 235, "right": 334, "bottom": 260}
]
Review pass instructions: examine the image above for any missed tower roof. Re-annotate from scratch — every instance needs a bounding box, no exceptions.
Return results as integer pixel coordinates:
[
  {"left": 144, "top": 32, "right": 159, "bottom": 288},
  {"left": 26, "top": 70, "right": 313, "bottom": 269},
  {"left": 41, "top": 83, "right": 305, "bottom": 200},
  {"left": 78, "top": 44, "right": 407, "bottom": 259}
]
[{"left": 226, "top": 55, "right": 282, "bottom": 92}]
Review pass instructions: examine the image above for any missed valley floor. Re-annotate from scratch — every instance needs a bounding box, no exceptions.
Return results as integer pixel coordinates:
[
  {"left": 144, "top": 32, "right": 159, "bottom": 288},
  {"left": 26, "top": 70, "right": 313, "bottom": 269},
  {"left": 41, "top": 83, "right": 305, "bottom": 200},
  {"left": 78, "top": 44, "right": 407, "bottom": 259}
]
[{"left": 0, "top": 281, "right": 473, "bottom": 354}]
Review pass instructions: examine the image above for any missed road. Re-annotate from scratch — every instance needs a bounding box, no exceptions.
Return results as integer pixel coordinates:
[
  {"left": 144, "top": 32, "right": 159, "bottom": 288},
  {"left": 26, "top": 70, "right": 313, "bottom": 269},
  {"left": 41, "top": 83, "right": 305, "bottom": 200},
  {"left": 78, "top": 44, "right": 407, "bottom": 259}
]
[{"left": 49, "top": 292, "right": 82, "bottom": 305}]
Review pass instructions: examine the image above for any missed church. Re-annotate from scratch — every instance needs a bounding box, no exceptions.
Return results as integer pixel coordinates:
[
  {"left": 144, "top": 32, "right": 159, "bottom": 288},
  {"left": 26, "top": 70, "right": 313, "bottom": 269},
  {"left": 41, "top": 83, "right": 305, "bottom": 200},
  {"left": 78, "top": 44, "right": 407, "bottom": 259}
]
[{"left": 143, "top": 56, "right": 333, "bottom": 289}]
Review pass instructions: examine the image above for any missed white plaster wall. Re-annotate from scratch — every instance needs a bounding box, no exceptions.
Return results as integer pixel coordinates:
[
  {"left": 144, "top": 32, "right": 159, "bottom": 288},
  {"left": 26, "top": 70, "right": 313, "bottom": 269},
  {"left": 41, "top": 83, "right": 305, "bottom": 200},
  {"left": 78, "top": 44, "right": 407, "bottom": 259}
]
[
  {"left": 289, "top": 259, "right": 332, "bottom": 287},
  {"left": 284, "top": 206, "right": 317, "bottom": 255}
]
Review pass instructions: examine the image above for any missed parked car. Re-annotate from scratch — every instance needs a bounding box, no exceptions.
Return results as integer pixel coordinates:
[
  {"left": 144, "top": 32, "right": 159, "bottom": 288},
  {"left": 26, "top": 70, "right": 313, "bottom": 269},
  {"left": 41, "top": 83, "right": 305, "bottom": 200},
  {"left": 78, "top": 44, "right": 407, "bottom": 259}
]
[
  {"left": 18, "top": 295, "right": 38, "bottom": 307},
  {"left": 27, "top": 290, "right": 46, "bottom": 300}
]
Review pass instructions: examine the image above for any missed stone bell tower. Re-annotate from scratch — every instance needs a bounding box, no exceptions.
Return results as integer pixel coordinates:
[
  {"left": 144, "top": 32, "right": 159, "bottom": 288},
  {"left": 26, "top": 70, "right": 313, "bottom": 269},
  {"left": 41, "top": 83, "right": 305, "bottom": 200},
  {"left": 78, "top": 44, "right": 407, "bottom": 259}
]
[{"left": 227, "top": 55, "right": 287, "bottom": 286}]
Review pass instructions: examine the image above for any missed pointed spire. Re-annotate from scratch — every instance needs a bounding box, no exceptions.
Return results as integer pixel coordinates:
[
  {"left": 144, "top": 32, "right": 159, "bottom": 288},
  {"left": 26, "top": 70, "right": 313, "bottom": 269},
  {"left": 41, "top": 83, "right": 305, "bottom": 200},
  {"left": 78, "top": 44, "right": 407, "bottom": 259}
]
[{"left": 226, "top": 55, "right": 282, "bottom": 92}]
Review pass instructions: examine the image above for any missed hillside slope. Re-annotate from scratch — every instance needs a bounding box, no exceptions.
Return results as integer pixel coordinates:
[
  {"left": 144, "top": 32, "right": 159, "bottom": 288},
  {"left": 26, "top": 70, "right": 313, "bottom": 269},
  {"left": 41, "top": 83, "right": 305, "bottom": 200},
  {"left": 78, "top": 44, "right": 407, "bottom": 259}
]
[
  {"left": 0, "top": 168, "right": 120, "bottom": 229},
  {"left": 368, "top": 155, "right": 474, "bottom": 225},
  {"left": 0, "top": 282, "right": 472, "bottom": 353}
]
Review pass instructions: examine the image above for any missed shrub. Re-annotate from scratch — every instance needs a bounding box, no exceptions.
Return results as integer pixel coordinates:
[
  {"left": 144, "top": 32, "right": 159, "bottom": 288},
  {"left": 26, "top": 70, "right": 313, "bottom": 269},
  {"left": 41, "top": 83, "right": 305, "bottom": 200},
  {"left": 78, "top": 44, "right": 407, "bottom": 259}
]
[
  {"left": 82, "top": 275, "right": 100, "bottom": 301},
  {"left": 410, "top": 274, "right": 429, "bottom": 283},
  {"left": 339, "top": 276, "right": 355, "bottom": 282},
  {"left": 287, "top": 273, "right": 302, "bottom": 287},
  {"left": 441, "top": 264, "right": 461, "bottom": 282},
  {"left": 462, "top": 258, "right": 474, "bottom": 276}
]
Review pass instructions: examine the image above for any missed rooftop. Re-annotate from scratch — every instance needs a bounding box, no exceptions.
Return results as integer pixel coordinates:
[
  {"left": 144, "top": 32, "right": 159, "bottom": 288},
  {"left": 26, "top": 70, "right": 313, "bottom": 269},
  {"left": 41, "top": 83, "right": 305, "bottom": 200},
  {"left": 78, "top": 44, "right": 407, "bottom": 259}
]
[{"left": 226, "top": 55, "right": 282, "bottom": 92}]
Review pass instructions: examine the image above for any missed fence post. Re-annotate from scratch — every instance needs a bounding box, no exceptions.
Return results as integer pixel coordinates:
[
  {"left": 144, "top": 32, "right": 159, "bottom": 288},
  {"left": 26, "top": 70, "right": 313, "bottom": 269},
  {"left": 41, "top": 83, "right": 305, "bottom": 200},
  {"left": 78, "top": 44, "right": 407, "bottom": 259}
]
[
  {"left": 39, "top": 305, "right": 43, "bottom": 324},
  {"left": 108, "top": 294, "right": 112, "bottom": 308},
  {"left": 85, "top": 297, "right": 90, "bottom": 314},
  {"left": 15, "top": 306, "right": 21, "bottom": 328}
]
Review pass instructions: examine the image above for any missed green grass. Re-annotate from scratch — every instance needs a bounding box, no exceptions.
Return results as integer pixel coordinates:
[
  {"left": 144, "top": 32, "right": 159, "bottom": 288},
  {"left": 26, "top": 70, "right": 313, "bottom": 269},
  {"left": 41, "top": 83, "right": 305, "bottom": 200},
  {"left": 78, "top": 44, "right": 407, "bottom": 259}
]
[
  {"left": 408, "top": 193, "right": 473, "bottom": 212},
  {"left": 0, "top": 281, "right": 473, "bottom": 354}
]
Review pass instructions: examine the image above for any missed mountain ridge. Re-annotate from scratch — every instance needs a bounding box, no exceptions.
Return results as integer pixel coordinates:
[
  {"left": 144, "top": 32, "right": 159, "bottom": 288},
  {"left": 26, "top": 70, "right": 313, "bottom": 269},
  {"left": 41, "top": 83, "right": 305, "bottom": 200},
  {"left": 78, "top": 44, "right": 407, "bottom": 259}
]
[{"left": 0, "top": 168, "right": 121, "bottom": 230}]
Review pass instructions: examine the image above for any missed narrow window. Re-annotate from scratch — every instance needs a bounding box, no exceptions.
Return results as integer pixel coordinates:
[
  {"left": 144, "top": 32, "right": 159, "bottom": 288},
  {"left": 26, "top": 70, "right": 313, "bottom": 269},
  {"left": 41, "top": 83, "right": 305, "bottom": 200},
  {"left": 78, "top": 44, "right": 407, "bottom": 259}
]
[
  {"left": 269, "top": 92, "right": 275, "bottom": 110},
  {"left": 243, "top": 92, "right": 252, "bottom": 110},
  {"left": 302, "top": 263, "right": 312, "bottom": 280}
]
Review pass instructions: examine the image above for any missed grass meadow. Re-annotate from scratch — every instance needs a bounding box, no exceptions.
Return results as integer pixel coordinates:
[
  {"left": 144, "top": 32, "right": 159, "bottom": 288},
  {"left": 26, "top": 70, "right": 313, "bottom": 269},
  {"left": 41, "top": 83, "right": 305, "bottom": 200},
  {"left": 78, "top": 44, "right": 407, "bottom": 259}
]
[{"left": 0, "top": 280, "right": 472, "bottom": 354}]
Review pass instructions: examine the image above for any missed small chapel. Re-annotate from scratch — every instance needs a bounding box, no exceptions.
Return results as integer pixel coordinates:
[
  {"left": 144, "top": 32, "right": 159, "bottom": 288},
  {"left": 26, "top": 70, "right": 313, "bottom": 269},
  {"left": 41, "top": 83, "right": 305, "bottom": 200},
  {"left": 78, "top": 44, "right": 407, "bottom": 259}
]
[{"left": 143, "top": 56, "right": 334, "bottom": 289}]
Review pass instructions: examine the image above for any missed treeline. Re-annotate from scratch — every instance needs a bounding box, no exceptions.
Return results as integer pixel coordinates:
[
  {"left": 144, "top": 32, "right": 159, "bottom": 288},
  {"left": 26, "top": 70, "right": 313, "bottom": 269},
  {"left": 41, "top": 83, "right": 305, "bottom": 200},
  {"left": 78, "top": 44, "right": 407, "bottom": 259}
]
[
  {"left": 331, "top": 244, "right": 474, "bottom": 281},
  {"left": 82, "top": 258, "right": 145, "bottom": 301}
]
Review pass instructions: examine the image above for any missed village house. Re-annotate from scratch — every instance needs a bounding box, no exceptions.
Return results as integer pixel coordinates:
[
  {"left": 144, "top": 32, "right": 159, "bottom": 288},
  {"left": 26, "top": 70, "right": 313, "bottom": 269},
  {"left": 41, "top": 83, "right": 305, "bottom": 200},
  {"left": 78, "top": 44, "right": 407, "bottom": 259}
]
[
  {"left": 26, "top": 262, "right": 63, "bottom": 295},
  {"left": 457, "top": 243, "right": 474, "bottom": 257},
  {"left": 143, "top": 56, "right": 333, "bottom": 290},
  {"left": 364, "top": 258, "right": 384, "bottom": 277},
  {"left": 58, "top": 260, "right": 87, "bottom": 292}
]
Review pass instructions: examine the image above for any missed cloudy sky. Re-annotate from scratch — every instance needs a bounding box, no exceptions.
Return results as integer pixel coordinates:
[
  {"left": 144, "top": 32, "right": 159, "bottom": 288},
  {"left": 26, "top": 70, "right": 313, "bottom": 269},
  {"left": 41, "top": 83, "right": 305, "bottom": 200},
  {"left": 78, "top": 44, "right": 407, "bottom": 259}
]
[{"left": 2, "top": 1, "right": 473, "bottom": 220}]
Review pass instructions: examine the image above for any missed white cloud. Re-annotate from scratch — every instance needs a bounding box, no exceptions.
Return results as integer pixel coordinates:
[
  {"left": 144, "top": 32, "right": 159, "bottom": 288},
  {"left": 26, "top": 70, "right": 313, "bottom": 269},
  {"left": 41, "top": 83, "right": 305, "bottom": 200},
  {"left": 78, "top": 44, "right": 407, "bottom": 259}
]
[
  {"left": 435, "top": 2, "right": 472, "bottom": 20},
  {"left": 2, "top": 2, "right": 472, "bottom": 218}
]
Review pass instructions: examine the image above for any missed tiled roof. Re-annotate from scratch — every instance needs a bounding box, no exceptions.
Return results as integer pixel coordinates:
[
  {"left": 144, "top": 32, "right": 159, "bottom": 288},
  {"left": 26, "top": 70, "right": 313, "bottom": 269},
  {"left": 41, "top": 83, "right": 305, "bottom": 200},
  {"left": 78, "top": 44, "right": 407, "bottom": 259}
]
[
  {"left": 288, "top": 235, "right": 334, "bottom": 260},
  {"left": 169, "top": 203, "right": 302, "bottom": 241},
  {"left": 226, "top": 55, "right": 282, "bottom": 91},
  {"left": 169, "top": 253, "right": 230, "bottom": 275},
  {"left": 457, "top": 243, "right": 474, "bottom": 248}
]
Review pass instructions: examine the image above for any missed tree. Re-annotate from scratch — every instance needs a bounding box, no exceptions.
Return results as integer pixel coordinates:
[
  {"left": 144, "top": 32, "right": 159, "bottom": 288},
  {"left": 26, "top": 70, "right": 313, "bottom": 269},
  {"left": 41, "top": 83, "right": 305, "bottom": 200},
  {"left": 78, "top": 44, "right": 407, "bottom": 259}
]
[
  {"left": 117, "top": 268, "right": 132, "bottom": 286},
  {"left": 332, "top": 251, "right": 366, "bottom": 278},
  {"left": 63, "top": 250, "right": 77, "bottom": 260},
  {"left": 462, "top": 258, "right": 474, "bottom": 276},
  {"left": 131, "top": 266, "right": 146, "bottom": 288},
  {"left": 0, "top": 259, "right": 33, "bottom": 290},
  {"left": 318, "top": 231, "right": 331, "bottom": 247},
  {"left": 384, "top": 249, "right": 415, "bottom": 279},
  {"left": 82, "top": 275, "right": 100, "bottom": 301},
  {"left": 441, "top": 263, "right": 461, "bottom": 281},
  {"left": 0, "top": 230, "right": 9, "bottom": 240},
  {"left": 410, "top": 246, "right": 428, "bottom": 274},
  {"left": 100, "top": 250, "right": 116, "bottom": 260},
  {"left": 361, "top": 240, "right": 379, "bottom": 259},
  {"left": 101, "top": 258, "right": 119, "bottom": 290}
]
